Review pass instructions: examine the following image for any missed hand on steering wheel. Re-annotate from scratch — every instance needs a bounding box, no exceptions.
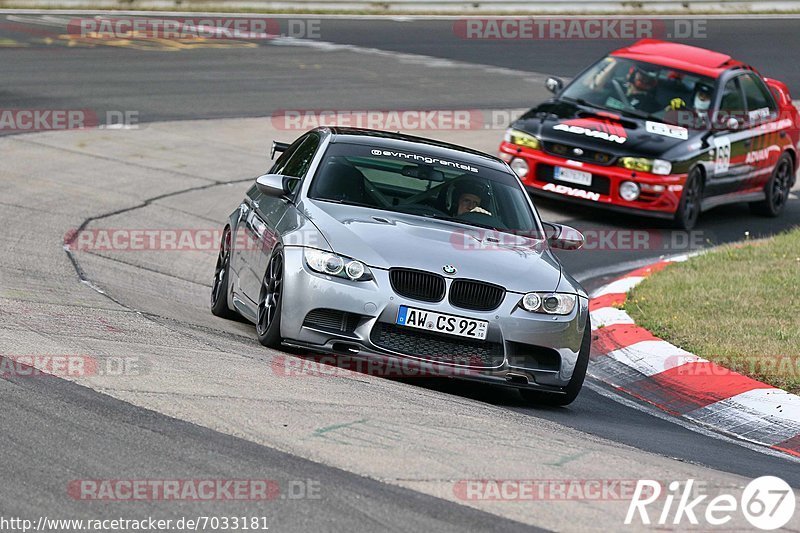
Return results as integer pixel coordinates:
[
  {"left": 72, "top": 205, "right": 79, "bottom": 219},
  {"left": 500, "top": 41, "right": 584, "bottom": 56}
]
[{"left": 611, "top": 79, "right": 631, "bottom": 108}]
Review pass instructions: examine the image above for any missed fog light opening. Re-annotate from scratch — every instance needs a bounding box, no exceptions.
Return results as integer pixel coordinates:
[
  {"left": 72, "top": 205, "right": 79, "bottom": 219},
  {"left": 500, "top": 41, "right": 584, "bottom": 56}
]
[
  {"left": 619, "top": 181, "right": 640, "bottom": 201},
  {"left": 510, "top": 157, "right": 530, "bottom": 178}
]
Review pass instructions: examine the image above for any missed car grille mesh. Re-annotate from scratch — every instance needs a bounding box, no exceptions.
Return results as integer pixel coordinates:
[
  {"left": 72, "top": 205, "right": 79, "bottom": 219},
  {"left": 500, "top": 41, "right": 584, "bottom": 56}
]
[
  {"left": 389, "top": 269, "right": 445, "bottom": 303},
  {"left": 543, "top": 141, "right": 614, "bottom": 165},
  {"left": 303, "top": 308, "right": 361, "bottom": 333},
  {"left": 449, "top": 280, "right": 505, "bottom": 311},
  {"left": 370, "top": 323, "right": 504, "bottom": 367}
]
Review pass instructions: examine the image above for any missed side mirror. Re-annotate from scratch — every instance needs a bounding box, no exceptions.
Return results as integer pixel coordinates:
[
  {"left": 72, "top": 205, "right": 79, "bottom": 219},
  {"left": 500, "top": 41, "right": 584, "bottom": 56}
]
[
  {"left": 542, "top": 222, "right": 584, "bottom": 251},
  {"left": 255, "top": 173, "right": 297, "bottom": 197},
  {"left": 545, "top": 76, "right": 564, "bottom": 95}
]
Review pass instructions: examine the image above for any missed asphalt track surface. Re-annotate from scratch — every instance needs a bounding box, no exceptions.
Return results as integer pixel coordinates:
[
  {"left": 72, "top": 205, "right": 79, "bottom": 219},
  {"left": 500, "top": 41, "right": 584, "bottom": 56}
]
[{"left": 1, "top": 13, "right": 800, "bottom": 531}]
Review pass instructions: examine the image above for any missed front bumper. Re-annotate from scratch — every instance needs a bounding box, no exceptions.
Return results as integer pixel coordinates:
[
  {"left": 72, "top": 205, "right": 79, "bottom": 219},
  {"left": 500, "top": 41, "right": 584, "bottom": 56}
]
[
  {"left": 279, "top": 247, "right": 589, "bottom": 390},
  {"left": 500, "top": 142, "right": 687, "bottom": 217}
]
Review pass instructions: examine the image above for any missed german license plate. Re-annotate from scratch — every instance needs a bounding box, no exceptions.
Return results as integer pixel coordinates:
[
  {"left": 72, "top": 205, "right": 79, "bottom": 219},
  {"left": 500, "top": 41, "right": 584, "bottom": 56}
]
[
  {"left": 396, "top": 306, "right": 488, "bottom": 340},
  {"left": 554, "top": 166, "right": 593, "bottom": 186}
]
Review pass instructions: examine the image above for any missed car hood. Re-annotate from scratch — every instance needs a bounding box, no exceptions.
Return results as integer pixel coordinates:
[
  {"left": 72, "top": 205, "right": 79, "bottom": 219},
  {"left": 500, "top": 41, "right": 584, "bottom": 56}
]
[
  {"left": 512, "top": 100, "right": 702, "bottom": 159},
  {"left": 301, "top": 199, "right": 563, "bottom": 294}
]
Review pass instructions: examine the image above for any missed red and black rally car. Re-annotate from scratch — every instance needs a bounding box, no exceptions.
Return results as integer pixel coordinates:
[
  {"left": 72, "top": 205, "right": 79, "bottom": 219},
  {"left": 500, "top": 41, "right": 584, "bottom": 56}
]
[{"left": 499, "top": 39, "right": 799, "bottom": 229}]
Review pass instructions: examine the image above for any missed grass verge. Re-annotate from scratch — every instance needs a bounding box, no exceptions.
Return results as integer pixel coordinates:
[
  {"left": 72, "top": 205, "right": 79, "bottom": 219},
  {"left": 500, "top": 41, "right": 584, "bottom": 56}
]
[{"left": 626, "top": 227, "right": 800, "bottom": 395}]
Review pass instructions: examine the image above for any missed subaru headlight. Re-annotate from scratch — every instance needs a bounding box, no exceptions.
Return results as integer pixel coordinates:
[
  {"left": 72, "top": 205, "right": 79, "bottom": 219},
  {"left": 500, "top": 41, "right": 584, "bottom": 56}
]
[
  {"left": 652, "top": 159, "right": 672, "bottom": 175},
  {"left": 304, "top": 248, "right": 373, "bottom": 281},
  {"left": 618, "top": 157, "right": 671, "bottom": 175},
  {"left": 504, "top": 129, "right": 541, "bottom": 150},
  {"left": 520, "top": 292, "right": 577, "bottom": 315}
]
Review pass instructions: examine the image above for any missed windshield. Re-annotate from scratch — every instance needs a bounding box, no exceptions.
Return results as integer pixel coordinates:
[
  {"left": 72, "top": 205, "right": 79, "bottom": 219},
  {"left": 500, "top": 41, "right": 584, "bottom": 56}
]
[
  {"left": 561, "top": 55, "right": 716, "bottom": 127},
  {"left": 308, "top": 142, "right": 542, "bottom": 236}
]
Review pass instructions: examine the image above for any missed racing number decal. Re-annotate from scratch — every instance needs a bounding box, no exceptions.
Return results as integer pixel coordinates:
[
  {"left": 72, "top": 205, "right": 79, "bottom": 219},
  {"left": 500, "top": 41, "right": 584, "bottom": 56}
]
[{"left": 713, "top": 137, "right": 731, "bottom": 174}]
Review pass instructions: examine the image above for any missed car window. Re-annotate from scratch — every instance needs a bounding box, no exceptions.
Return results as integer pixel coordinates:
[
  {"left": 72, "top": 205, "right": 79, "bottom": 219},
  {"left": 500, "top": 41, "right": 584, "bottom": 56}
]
[
  {"left": 719, "top": 78, "right": 743, "bottom": 111},
  {"left": 269, "top": 137, "right": 304, "bottom": 175},
  {"left": 559, "top": 55, "right": 715, "bottom": 126},
  {"left": 716, "top": 77, "right": 746, "bottom": 126},
  {"left": 309, "top": 142, "right": 542, "bottom": 236},
  {"left": 282, "top": 133, "right": 320, "bottom": 179},
  {"left": 739, "top": 73, "right": 776, "bottom": 122}
]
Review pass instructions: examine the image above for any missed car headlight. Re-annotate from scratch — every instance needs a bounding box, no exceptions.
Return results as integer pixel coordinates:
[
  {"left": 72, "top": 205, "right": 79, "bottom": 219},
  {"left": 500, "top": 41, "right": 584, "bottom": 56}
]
[
  {"left": 304, "top": 248, "right": 373, "bottom": 281},
  {"left": 652, "top": 159, "right": 672, "bottom": 175},
  {"left": 504, "top": 129, "right": 541, "bottom": 150},
  {"left": 520, "top": 292, "right": 577, "bottom": 315},
  {"left": 509, "top": 157, "right": 530, "bottom": 178},
  {"left": 618, "top": 157, "right": 672, "bottom": 175}
]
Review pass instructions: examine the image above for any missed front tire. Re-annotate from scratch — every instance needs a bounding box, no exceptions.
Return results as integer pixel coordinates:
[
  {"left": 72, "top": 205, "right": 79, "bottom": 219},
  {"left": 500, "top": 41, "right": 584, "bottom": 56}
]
[
  {"left": 211, "top": 226, "right": 237, "bottom": 319},
  {"left": 749, "top": 153, "right": 793, "bottom": 217},
  {"left": 672, "top": 167, "right": 703, "bottom": 230},
  {"left": 519, "top": 317, "right": 591, "bottom": 407},
  {"left": 256, "top": 247, "right": 284, "bottom": 348}
]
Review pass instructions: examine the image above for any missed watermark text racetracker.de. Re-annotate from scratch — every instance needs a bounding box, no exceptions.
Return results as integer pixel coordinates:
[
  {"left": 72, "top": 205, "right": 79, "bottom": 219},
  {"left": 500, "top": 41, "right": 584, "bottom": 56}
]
[
  {"left": 272, "top": 353, "right": 493, "bottom": 378},
  {"left": 665, "top": 354, "right": 800, "bottom": 379},
  {"left": 0, "top": 354, "right": 145, "bottom": 378},
  {"left": 67, "top": 478, "right": 321, "bottom": 501},
  {"left": 271, "top": 108, "right": 526, "bottom": 131},
  {"left": 67, "top": 16, "right": 322, "bottom": 40},
  {"left": 450, "top": 228, "right": 707, "bottom": 253},
  {"left": 453, "top": 18, "right": 707, "bottom": 40},
  {"left": 454, "top": 479, "right": 655, "bottom": 501},
  {"left": 64, "top": 227, "right": 323, "bottom": 252},
  {"left": 0, "top": 109, "right": 140, "bottom": 131}
]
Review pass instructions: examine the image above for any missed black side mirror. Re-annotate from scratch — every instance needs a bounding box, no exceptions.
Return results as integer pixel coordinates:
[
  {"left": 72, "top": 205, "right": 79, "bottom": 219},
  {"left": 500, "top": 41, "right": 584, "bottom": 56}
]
[
  {"left": 545, "top": 77, "right": 564, "bottom": 94},
  {"left": 542, "top": 222, "right": 584, "bottom": 251}
]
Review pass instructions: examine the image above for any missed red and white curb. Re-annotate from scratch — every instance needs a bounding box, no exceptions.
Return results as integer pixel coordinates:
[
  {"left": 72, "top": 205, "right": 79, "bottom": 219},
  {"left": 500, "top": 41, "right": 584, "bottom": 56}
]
[{"left": 588, "top": 255, "right": 800, "bottom": 458}]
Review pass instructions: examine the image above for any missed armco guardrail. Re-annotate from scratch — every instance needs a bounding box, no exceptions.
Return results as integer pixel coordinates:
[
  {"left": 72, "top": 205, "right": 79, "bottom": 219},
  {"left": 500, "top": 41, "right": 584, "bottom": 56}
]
[{"left": 6, "top": 0, "right": 800, "bottom": 12}]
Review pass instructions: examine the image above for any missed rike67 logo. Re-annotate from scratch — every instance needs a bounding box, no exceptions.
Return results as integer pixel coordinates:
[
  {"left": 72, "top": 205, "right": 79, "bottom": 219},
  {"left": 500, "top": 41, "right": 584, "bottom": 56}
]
[{"left": 626, "top": 477, "right": 796, "bottom": 530}]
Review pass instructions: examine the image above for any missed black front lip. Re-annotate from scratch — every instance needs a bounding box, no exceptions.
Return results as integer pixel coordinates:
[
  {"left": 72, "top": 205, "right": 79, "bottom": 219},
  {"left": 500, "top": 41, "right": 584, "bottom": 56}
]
[{"left": 280, "top": 338, "right": 567, "bottom": 394}]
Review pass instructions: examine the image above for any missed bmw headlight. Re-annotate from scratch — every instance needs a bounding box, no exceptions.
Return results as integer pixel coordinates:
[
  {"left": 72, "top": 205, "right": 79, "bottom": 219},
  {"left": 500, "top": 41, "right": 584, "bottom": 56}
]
[
  {"left": 304, "top": 248, "right": 373, "bottom": 281},
  {"left": 520, "top": 292, "right": 577, "bottom": 315},
  {"left": 618, "top": 157, "right": 672, "bottom": 175},
  {"left": 504, "top": 129, "right": 541, "bottom": 150}
]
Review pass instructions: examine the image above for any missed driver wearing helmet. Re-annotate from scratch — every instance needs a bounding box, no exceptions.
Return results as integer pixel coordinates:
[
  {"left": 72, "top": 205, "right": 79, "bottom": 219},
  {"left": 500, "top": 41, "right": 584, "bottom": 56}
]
[
  {"left": 625, "top": 66, "right": 660, "bottom": 112},
  {"left": 692, "top": 82, "right": 713, "bottom": 112},
  {"left": 451, "top": 178, "right": 492, "bottom": 217},
  {"left": 590, "top": 59, "right": 661, "bottom": 112}
]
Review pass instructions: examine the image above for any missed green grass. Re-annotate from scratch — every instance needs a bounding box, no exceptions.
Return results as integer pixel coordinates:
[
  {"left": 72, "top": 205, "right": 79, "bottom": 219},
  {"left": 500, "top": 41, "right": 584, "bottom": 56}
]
[{"left": 626, "top": 227, "right": 800, "bottom": 395}]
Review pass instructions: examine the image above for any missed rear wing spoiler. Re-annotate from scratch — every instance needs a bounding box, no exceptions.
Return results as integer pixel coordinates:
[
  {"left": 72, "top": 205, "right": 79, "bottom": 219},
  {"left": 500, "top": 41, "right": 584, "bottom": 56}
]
[{"left": 270, "top": 141, "right": 290, "bottom": 160}]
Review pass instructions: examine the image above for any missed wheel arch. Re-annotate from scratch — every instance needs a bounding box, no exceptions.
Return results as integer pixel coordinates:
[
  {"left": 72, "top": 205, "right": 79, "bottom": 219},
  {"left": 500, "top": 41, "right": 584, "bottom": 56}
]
[{"left": 783, "top": 147, "right": 797, "bottom": 187}]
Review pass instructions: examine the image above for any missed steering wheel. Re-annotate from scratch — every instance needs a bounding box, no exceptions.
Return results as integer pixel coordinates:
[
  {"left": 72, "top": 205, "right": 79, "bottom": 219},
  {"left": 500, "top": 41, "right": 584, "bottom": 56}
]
[
  {"left": 611, "top": 79, "right": 632, "bottom": 108},
  {"left": 458, "top": 210, "right": 505, "bottom": 229},
  {"left": 398, "top": 204, "right": 448, "bottom": 217}
]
